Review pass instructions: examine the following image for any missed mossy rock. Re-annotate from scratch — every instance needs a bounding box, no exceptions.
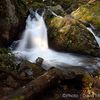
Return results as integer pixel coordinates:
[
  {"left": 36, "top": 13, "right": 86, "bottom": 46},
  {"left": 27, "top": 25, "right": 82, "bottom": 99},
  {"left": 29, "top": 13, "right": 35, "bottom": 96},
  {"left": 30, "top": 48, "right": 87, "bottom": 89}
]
[
  {"left": 71, "top": 2, "right": 100, "bottom": 32},
  {"left": 82, "top": 73, "right": 94, "bottom": 87},
  {"left": 19, "top": 60, "right": 45, "bottom": 78},
  {"left": 48, "top": 16, "right": 100, "bottom": 56},
  {"left": 26, "top": 1, "right": 45, "bottom": 9},
  {"left": 0, "top": 48, "right": 17, "bottom": 71}
]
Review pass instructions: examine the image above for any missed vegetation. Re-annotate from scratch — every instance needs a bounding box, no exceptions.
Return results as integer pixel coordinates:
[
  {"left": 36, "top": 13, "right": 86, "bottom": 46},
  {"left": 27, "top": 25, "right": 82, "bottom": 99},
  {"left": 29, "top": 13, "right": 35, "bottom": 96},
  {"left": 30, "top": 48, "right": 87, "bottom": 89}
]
[{"left": 0, "top": 0, "right": 100, "bottom": 100}]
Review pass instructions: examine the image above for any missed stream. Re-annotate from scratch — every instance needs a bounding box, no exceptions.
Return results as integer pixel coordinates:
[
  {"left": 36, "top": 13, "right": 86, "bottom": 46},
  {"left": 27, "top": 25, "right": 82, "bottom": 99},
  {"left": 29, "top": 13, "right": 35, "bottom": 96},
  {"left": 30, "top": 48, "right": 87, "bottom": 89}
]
[{"left": 10, "top": 11, "right": 100, "bottom": 72}]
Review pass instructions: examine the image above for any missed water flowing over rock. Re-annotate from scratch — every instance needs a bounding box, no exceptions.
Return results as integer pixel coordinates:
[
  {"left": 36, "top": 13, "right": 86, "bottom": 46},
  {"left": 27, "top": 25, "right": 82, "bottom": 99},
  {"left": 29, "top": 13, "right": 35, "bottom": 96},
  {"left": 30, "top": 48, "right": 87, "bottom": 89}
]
[
  {"left": 11, "top": 12, "right": 100, "bottom": 71},
  {"left": 87, "top": 27, "right": 100, "bottom": 47},
  {"left": 48, "top": 16, "right": 100, "bottom": 57},
  {"left": 16, "top": 13, "right": 48, "bottom": 51},
  {"left": 12, "top": 12, "right": 85, "bottom": 68},
  {"left": 0, "top": 0, "right": 100, "bottom": 99},
  {"left": 0, "top": 0, "right": 95, "bottom": 47}
]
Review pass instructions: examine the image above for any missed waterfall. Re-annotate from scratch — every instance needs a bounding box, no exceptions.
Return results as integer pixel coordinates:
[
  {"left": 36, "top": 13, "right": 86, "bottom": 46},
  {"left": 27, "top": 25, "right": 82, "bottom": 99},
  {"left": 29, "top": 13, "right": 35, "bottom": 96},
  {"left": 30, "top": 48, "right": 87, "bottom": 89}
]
[
  {"left": 11, "top": 11, "right": 100, "bottom": 70},
  {"left": 87, "top": 27, "right": 100, "bottom": 47},
  {"left": 17, "top": 12, "right": 48, "bottom": 51}
]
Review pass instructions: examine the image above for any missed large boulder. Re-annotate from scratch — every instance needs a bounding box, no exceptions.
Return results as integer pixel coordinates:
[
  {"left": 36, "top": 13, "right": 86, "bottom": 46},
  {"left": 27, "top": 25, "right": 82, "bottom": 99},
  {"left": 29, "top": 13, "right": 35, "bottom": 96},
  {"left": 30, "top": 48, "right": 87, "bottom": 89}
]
[
  {"left": 71, "top": 1, "right": 100, "bottom": 34},
  {"left": 48, "top": 16, "right": 100, "bottom": 56},
  {"left": 0, "top": 0, "right": 27, "bottom": 47}
]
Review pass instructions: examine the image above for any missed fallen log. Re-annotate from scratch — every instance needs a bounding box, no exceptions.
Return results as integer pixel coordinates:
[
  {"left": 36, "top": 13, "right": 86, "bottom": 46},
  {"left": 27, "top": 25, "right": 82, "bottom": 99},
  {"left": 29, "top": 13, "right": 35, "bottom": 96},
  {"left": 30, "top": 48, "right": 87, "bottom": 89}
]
[{"left": 1, "top": 68, "right": 64, "bottom": 100}]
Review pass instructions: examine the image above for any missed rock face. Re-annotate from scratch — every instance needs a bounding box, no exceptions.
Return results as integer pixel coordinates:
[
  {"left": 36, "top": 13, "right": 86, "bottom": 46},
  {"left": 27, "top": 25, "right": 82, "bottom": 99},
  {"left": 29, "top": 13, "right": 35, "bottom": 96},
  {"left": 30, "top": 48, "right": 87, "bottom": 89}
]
[
  {"left": 71, "top": 1, "right": 100, "bottom": 33},
  {"left": 48, "top": 16, "right": 100, "bottom": 56},
  {"left": 0, "top": 0, "right": 27, "bottom": 47},
  {"left": 43, "top": 0, "right": 91, "bottom": 13}
]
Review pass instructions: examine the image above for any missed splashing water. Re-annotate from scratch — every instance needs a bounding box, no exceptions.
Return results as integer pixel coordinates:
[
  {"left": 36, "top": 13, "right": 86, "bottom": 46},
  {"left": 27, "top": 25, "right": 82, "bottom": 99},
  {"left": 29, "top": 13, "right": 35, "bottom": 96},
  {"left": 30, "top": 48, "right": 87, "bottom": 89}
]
[{"left": 12, "top": 11, "right": 100, "bottom": 70}]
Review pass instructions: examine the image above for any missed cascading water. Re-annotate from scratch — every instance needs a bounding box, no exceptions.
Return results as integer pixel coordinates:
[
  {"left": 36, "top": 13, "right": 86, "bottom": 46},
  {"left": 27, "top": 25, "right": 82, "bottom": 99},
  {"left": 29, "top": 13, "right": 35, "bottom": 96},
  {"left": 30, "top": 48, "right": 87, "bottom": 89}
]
[
  {"left": 87, "top": 27, "right": 100, "bottom": 47},
  {"left": 12, "top": 11, "right": 100, "bottom": 70},
  {"left": 17, "top": 12, "right": 48, "bottom": 51}
]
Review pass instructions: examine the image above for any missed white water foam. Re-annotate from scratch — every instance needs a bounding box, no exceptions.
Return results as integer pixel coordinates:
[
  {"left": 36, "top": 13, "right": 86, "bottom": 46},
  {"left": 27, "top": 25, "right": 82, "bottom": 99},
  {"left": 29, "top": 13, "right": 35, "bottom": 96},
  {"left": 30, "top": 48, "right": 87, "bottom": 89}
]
[{"left": 12, "top": 11, "right": 100, "bottom": 70}]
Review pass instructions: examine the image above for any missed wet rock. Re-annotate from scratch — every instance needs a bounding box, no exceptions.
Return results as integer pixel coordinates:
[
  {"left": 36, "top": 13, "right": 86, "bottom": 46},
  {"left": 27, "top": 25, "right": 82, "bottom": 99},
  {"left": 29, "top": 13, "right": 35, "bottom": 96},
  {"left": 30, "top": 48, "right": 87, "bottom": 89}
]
[
  {"left": 45, "top": 5, "right": 65, "bottom": 18},
  {"left": 0, "top": 0, "right": 27, "bottom": 47},
  {"left": 19, "top": 60, "right": 45, "bottom": 78},
  {"left": 46, "top": 5, "right": 66, "bottom": 16},
  {"left": 10, "top": 40, "right": 20, "bottom": 51},
  {"left": 36, "top": 57, "right": 44, "bottom": 66},
  {"left": 44, "top": 5, "right": 66, "bottom": 27},
  {"left": 48, "top": 16, "right": 100, "bottom": 56},
  {"left": 71, "top": 1, "right": 100, "bottom": 34}
]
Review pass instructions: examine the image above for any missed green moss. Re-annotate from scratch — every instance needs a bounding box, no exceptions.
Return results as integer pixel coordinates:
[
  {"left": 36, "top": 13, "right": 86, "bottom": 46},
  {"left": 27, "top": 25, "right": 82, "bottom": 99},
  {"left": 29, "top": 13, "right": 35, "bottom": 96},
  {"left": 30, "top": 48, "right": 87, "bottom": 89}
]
[
  {"left": 20, "top": 61, "right": 45, "bottom": 78},
  {"left": 30, "top": 63, "right": 45, "bottom": 77},
  {"left": 71, "top": 2, "right": 100, "bottom": 30},
  {"left": 10, "top": 96, "right": 24, "bottom": 100},
  {"left": 0, "top": 48, "right": 17, "bottom": 70},
  {"left": 0, "top": 48, "right": 10, "bottom": 54},
  {"left": 48, "top": 16, "right": 99, "bottom": 56},
  {"left": 82, "top": 73, "right": 94, "bottom": 87}
]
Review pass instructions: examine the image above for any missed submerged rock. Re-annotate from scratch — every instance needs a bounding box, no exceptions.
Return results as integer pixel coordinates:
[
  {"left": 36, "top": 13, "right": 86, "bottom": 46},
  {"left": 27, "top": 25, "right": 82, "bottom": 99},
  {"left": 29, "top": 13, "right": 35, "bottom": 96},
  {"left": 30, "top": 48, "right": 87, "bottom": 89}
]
[
  {"left": 71, "top": 1, "right": 100, "bottom": 34},
  {"left": 48, "top": 16, "right": 100, "bottom": 56},
  {"left": 36, "top": 57, "right": 44, "bottom": 66}
]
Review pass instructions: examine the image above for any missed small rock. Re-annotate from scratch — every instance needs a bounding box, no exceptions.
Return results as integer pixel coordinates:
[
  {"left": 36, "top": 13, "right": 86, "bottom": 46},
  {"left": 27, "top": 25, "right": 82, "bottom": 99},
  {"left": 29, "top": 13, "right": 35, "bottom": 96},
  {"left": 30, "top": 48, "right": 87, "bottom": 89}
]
[
  {"left": 18, "top": 60, "right": 45, "bottom": 78},
  {"left": 36, "top": 57, "right": 44, "bottom": 66}
]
